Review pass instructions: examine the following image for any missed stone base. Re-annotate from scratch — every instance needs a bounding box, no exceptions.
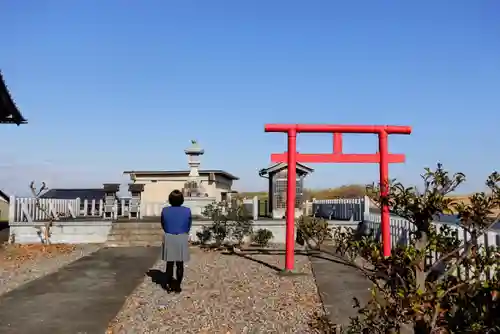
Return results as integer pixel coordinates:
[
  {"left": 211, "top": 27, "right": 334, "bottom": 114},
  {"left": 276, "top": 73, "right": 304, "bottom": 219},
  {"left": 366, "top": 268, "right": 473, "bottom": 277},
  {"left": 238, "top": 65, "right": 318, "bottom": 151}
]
[
  {"left": 272, "top": 208, "right": 303, "bottom": 219},
  {"left": 183, "top": 197, "right": 216, "bottom": 216},
  {"left": 277, "top": 269, "right": 309, "bottom": 276},
  {"left": 9, "top": 221, "right": 113, "bottom": 244}
]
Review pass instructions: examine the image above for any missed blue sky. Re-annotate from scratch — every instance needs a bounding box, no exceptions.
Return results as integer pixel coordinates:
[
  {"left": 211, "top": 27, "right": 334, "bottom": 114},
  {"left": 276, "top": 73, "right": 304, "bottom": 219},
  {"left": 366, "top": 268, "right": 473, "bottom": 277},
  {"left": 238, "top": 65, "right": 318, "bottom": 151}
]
[{"left": 1, "top": 0, "right": 499, "bottom": 196}]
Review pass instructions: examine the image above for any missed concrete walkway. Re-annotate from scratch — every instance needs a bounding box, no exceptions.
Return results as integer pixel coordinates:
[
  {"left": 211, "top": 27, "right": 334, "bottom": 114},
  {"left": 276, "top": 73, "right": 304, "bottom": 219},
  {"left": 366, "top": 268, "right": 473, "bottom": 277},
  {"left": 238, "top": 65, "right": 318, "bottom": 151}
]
[
  {"left": 0, "top": 246, "right": 159, "bottom": 334},
  {"left": 309, "top": 246, "right": 372, "bottom": 328}
]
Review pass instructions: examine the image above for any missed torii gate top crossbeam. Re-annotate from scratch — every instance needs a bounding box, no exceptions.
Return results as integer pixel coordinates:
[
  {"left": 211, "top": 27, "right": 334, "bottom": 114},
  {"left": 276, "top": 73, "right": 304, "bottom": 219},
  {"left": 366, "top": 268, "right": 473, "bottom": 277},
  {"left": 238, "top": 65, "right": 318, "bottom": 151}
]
[
  {"left": 265, "top": 124, "right": 411, "bottom": 135},
  {"left": 265, "top": 124, "right": 411, "bottom": 164}
]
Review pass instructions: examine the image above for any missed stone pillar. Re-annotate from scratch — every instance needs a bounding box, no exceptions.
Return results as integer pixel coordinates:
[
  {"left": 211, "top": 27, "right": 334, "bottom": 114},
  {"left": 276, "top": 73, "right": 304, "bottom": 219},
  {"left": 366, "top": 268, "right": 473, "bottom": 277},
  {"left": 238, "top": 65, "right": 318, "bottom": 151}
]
[
  {"left": 103, "top": 183, "right": 120, "bottom": 220},
  {"left": 252, "top": 196, "right": 259, "bottom": 221},
  {"left": 128, "top": 184, "right": 144, "bottom": 219}
]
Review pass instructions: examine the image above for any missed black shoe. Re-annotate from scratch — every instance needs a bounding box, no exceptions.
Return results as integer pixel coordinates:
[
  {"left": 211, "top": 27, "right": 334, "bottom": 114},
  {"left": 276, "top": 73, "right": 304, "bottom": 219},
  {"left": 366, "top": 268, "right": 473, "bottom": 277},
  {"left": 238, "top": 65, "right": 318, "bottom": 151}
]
[
  {"left": 173, "top": 280, "right": 182, "bottom": 293},
  {"left": 163, "top": 276, "right": 172, "bottom": 291}
]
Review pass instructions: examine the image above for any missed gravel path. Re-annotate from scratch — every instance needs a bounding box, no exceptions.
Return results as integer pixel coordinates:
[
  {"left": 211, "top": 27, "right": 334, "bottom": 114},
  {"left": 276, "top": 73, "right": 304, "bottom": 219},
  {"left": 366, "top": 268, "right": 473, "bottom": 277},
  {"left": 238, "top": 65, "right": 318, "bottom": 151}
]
[
  {"left": 110, "top": 247, "right": 323, "bottom": 333},
  {"left": 0, "top": 244, "right": 101, "bottom": 295}
]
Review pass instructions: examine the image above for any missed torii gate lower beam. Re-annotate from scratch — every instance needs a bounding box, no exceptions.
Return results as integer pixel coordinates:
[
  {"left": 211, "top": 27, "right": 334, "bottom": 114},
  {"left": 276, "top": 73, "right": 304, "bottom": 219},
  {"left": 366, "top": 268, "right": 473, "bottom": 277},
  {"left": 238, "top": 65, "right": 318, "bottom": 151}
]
[{"left": 265, "top": 124, "right": 412, "bottom": 272}]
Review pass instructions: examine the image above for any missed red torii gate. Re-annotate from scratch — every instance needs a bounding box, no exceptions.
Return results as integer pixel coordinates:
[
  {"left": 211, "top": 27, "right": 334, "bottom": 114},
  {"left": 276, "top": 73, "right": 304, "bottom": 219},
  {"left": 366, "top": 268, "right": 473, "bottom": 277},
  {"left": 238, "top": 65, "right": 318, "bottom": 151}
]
[{"left": 265, "top": 124, "right": 412, "bottom": 272}]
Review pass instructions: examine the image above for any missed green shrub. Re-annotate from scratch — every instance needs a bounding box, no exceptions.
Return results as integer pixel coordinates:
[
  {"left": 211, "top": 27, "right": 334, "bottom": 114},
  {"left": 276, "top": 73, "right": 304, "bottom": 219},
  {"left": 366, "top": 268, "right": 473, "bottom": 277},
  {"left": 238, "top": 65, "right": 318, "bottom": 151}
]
[
  {"left": 195, "top": 226, "right": 212, "bottom": 245},
  {"left": 296, "top": 215, "right": 331, "bottom": 250},
  {"left": 327, "top": 164, "right": 500, "bottom": 333},
  {"left": 201, "top": 201, "right": 253, "bottom": 248},
  {"left": 252, "top": 229, "right": 274, "bottom": 247}
]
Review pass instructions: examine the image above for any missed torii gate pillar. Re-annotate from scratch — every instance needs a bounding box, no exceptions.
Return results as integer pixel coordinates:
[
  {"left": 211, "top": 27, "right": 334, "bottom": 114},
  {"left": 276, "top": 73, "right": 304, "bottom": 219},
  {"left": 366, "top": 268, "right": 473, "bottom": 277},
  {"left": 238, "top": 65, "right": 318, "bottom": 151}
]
[{"left": 265, "top": 124, "right": 412, "bottom": 272}]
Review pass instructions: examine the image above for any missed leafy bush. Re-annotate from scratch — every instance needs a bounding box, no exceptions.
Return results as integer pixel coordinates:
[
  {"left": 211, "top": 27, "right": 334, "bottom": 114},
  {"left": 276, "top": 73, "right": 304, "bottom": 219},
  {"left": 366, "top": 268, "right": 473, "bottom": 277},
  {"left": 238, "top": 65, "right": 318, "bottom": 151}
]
[
  {"left": 252, "top": 229, "right": 274, "bottom": 247},
  {"left": 200, "top": 201, "right": 253, "bottom": 248},
  {"left": 296, "top": 215, "right": 331, "bottom": 250},
  {"left": 195, "top": 226, "right": 212, "bottom": 245},
  {"left": 321, "top": 164, "right": 500, "bottom": 333}
]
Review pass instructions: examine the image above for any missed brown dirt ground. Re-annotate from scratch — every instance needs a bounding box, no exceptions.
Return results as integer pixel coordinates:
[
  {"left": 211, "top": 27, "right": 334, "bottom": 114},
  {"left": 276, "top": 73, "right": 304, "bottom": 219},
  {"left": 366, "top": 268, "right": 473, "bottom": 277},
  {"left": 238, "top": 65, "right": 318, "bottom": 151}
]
[{"left": 0, "top": 243, "right": 77, "bottom": 268}]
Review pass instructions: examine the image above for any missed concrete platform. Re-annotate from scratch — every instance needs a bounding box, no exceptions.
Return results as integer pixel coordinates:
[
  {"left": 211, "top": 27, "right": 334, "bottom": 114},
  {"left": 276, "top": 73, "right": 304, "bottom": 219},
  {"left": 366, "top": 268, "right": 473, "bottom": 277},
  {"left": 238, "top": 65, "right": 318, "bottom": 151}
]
[{"left": 0, "top": 246, "right": 159, "bottom": 334}]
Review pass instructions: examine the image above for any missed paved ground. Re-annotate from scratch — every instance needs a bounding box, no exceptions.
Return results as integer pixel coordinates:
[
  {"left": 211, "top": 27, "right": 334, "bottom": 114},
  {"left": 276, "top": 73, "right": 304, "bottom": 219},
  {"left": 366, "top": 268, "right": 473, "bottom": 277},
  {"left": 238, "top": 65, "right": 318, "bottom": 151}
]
[
  {"left": 309, "top": 246, "right": 372, "bottom": 328},
  {"left": 0, "top": 246, "right": 159, "bottom": 334},
  {"left": 0, "top": 240, "right": 372, "bottom": 333}
]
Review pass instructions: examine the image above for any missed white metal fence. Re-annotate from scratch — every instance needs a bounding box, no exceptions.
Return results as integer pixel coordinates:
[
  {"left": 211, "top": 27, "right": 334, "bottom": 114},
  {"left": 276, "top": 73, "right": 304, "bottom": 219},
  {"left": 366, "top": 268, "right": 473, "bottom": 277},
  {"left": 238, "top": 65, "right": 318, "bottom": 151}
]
[
  {"left": 364, "top": 212, "right": 500, "bottom": 250},
  {"left": 8, "top": 196, "right": 260, "bottom": 223},
  {"left": 360, "top": 212, "right": 500, "bottom": 279},
  {"left": 9, "top": 196, "right": 79, "bottom": 223},
  {"left": 9, "top": 196, "right": 156, "bottom": 223},
  {"left": 303, "top": 196, "right": 370, "bottom": 220}
]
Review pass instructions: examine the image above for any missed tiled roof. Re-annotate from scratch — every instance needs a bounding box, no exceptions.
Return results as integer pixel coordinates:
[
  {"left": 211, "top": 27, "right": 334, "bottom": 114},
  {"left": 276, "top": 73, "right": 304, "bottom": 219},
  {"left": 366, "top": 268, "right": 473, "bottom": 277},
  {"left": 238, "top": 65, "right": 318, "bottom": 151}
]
[
  {"left": 258, "top": 162, "right": 314, "bottom": 177},
  {"left": 40, "top": 188, "right": 106, "bottom": 200},
  {"left": 124, "top": 169, "right": 239, "bottom": 180}
]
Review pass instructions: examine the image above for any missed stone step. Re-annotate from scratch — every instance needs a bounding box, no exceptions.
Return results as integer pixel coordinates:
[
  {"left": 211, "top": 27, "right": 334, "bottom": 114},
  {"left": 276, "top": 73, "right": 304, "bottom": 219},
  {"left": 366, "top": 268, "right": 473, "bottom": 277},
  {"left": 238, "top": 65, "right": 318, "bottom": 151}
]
[
  {"left": 106, "top": 240, "right": 163, "bottom": 247},
  {"left": 107, "top": 234, "right": 164, "bottom": 242},
  {"left": 108, "top": 230, "right": 164, "bottom": 236},
  {"left": 111, "top": 228, "right": 161, "bottom": 233},
  {"left": 111, "top": 222, "right": 160, "bottom": 229}
]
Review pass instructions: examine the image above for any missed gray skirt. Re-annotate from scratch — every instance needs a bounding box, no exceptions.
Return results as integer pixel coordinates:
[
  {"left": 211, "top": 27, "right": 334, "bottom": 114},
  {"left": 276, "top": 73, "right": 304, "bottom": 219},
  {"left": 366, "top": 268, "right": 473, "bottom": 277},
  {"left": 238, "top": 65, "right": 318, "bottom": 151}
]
[{"left": 161, "top": 233, "right": 190, "bottom": 262}]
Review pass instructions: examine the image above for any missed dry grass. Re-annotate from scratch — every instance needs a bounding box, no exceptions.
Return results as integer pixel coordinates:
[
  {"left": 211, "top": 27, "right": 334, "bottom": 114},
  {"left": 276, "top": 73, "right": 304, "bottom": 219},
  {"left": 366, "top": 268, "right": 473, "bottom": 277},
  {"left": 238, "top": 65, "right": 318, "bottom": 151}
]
[
  {"left": 446, "top": 195, "right": 500, "bottom": 216},
  {"left": 0, "top": 243, "right": 77, "bottom": 268}
]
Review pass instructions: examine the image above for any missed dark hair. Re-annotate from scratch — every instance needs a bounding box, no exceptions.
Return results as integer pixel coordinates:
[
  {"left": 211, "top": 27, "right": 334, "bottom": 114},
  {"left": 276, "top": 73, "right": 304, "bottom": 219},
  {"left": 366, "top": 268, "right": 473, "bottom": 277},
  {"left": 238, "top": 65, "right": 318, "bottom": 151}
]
[{"left": 168, "top": 190, "right": 184, "bottom": 207}]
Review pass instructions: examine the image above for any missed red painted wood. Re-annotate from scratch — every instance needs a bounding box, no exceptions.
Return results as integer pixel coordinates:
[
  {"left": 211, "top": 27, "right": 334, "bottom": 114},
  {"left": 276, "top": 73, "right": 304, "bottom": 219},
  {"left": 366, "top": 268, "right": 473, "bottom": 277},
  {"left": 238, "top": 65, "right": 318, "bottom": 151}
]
[
  {"left": 264, "top": 123, "right": 412, "bottom": 270},
  {"left": 271, "top": 153, "right": 406, "bottom": 164}
]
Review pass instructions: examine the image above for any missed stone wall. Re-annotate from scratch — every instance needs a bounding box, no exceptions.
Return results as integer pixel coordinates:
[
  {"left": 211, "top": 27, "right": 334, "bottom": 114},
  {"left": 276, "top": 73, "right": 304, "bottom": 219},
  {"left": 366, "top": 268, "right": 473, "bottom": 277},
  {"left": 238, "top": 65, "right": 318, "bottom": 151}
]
[
  {"left": 183, "top": 197, "right": 215, "bottom": 216},
  {"left": 9, "top": 221, "right": 113, "bottom": 244}
]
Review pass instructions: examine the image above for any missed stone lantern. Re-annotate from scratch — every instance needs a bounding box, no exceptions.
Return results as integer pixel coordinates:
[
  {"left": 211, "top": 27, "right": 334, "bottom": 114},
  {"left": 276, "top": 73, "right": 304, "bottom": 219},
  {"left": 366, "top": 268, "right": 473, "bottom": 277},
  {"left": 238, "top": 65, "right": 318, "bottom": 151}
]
[{"left": 183, "top": 140, "right": 206, "bottom": 197}]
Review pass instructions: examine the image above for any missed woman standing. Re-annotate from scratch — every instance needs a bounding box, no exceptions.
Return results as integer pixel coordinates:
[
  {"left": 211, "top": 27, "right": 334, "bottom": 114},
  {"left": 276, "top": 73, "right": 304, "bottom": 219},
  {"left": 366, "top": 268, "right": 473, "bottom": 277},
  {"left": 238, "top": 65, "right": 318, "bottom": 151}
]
[{"left": 161, "top": 190, "right": 192, "bottom": 293}]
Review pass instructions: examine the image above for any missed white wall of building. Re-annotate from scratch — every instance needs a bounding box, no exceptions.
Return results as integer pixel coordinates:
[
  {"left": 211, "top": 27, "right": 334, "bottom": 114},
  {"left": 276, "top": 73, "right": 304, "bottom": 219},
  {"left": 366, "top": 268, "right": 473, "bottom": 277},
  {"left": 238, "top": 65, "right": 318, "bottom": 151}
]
[{"left": 133, "top": 174, "right": 234, "bottom": 203}]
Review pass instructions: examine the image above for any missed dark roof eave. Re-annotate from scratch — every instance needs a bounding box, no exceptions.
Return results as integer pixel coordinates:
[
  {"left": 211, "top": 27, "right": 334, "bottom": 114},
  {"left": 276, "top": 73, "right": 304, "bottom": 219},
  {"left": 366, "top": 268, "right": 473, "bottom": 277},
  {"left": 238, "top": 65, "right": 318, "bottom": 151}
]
[
  {"left": 259, "top": 162, "right": 314, "bottom": 177},
  {"left": 124, "top": 170, "right": 239, "bottom": 180},
  {"left": 0, "top": 71, "right": 27, "bottom": 125},
  {"left": 0, "top": 189, "right": 9, "bottom": 202}
]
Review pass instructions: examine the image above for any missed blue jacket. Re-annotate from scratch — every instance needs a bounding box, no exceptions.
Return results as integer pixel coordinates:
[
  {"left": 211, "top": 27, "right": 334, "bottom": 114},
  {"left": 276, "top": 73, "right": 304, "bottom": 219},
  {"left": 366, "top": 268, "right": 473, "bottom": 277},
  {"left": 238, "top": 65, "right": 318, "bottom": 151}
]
[{"left": 161, "top": 206, "right": 192, "bottom": 235}]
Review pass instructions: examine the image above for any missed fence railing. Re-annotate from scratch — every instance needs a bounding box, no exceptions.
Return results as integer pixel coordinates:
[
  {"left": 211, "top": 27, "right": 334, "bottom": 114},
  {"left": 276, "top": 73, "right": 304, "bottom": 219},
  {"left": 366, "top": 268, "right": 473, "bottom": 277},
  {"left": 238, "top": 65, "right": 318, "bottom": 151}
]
[
  {"left": 303, "top": 196, "right": 371, "bottom": 220},
  {"left": 364, "top": 212, "right": 500, "bottom": 250},
  {"left": 9, "top": 196, "right": 80, "bottom": 223},
  {"left": 361, "top": 212, "right": 500, "bottom": 279},
  {"left": 8, "top": 196, "right": 263, "bottom": 222},
  {"left": 9, "top": 195, "right": 373, "bottom": 223},
  {"left": 9, "top": 196, "right": 147, "bottom": 222}
]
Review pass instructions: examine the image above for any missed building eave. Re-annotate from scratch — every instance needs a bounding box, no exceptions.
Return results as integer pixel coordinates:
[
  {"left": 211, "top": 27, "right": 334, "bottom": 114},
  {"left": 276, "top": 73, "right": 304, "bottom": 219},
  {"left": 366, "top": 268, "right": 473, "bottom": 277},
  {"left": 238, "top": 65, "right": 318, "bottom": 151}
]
[
  {"left": 258, "top": 162, "right": 314, "bottom": 177},
  {"left": 0, "top": 189, "right": 9, "bottom": 202},
  {"left": 124, "top": 169, "right": 239, "bottom": 180},
  {"left": 0, "top": 71, "right": 27, "bottom": 125}
]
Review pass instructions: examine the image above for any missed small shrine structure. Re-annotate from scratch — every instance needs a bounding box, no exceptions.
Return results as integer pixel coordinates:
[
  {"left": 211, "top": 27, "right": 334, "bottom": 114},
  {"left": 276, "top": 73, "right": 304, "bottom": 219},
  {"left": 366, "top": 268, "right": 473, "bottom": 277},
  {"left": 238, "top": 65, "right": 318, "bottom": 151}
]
[{"left": 258, "top": 162, "right": 313, "bottom": 219}]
